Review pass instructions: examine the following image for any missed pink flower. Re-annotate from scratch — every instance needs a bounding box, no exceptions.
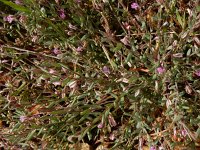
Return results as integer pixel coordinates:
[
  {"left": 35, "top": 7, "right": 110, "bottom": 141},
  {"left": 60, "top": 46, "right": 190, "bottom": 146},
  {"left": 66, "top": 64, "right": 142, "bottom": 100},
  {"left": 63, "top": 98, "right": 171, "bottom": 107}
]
[
  {"left": 181, "top": 130, "right": 187, "bottom": 137},
  {"left": 122, "top": 22, "right": 131, "bottom": 30},
  {"left": 131, "top": 2, "right": 139, "bottom": 10},
  {"left": 4, "top": 15, "right": 15, "bottom": 23},
  {"left": 53, "top": 48, "right": 61, "bottom": 55},
  {"left": 76, "top": 46, "right": 83, "bottom": 52},
  {"left": 109, "top": 133, "right": 115, "bottom": 140},
  {"left": 15, "top": 0, "right": 22, "bottom": 5},
  {"left": 20, "top": 116, "right": 27, "bottom": 122},
  {"left": 97, "top": 122, "right": 104, "bottom": 129},
  {"left": 59, "top": 8, "right": 66, "bottom": 19},
  {"left": 195, "top": 70, "right": 200, "bottom": 77},
  {"left": 68, "top": 23, "right": 77, "bottom": 30},
  {"left": 19, "top": 15, "right": 27, "bottom": 24},
  {"left": 156, "top": 66, "right": 165, "bottom": 74},
  {"left": 150, "top": 146, "right": 156, "bottom": 150},
  {"left": 52, "top": 81, "right": 61, "bottom": 86},
  {"left": 49, "top": 69, "right": 56, "bottom": 74}
]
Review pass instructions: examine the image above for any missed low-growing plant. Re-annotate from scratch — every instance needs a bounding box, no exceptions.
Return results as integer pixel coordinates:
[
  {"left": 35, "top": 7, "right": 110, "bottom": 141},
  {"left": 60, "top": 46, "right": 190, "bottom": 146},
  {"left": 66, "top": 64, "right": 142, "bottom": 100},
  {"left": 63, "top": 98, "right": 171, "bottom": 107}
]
[{"left": 0, "top": 0, "right": 200, "bottom": 149}]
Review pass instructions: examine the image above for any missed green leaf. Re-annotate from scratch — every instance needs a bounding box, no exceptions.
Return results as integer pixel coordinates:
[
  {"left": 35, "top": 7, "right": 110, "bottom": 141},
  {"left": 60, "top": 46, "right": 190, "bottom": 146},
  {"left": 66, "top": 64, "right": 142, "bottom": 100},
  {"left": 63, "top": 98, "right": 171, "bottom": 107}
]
[
  {"left": 0, "top": 0, "right": 31, "bottom": 13},
  {"left": 26, "top": 129, "right": 36, "bottom": 141},
  {"left": 173, "top": 115, "right": 182, "bottom": 123}
]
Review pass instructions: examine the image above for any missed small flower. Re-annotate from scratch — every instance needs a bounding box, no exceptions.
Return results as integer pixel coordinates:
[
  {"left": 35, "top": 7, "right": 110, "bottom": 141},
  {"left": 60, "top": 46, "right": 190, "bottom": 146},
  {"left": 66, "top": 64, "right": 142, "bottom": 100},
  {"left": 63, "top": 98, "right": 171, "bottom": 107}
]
[
  {"left": 156, "top": 66, "right": 165, "bottom": 74},
  {"left": 55, "top": 0, "right": 59, "bottom": 4},
  {"left": 31, "top": 35, "right": 38, "bottom": 43},
  {"left": 49, "top": 69, "right": 56, "bottom": 74},
  {"left": 15, "top": 0, "right": 22, "bottom": 5},
  {"left": 53, "top": 48, "right": 61, "bottom": 55},
  {"left": 173, "top": 53, "right": 183, "bottom": 58},
  {"left": 68, "top": 23, "right": 77, "bottom": 30},
  {"left": 122, "top": 22, "right": 131, "bottom": 30},
  {"left": 97, "top": 122, "right": 104, "bottom": 129},
  {"left": 4, "top": 15, "right": 15, "bottom": 23},
  {"left": 59, "top": 8, "right": 66, "bottom": 19},
  {"left": 109, "top": 133, "right": 115, "bottom": 140},
  {"left": 195, "top": 70, "right": 200, "bottom": 77},
  {"left": 131, "top": 2, "right": 139, "bottom": 10},
  {"left": 19, "top": 15, "right": 27, "bottom": 24},
  {"left": 52, "top": 81, "right": 61, "bottom": 86},
  {"left": 20, "top": 116, "right": 27, "bottom": 122},
  {"left": 102, "top": 66, "right": 110, "bottom": 74},
  {"left": 181, "top": 129, "right": 187, "bottom": 137},
  {"left": 76, "top": 46, "right": 83, "bottom": 52},
  {"left": 150, "top": 146, "right": 156, "bottom": 150}
]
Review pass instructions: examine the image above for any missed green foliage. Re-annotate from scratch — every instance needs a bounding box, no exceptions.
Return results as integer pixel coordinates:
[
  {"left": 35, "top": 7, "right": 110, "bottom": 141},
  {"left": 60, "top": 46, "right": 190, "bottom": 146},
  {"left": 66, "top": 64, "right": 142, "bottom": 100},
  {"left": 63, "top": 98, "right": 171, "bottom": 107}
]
[{"left": 0, "top": 0, "right": 200, "bottom": 149}]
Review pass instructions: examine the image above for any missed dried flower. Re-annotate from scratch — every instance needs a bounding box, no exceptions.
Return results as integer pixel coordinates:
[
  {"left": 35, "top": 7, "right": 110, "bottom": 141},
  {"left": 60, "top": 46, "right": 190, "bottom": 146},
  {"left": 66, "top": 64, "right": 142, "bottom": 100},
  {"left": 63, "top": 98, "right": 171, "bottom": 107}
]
[
  {"left": 108, "top": 115, "right": 117, "bottom": 127},
  {"left": 68, "top": 23, "right": 77, "bottom": 30},
  {"left": 4, "top": 15, "right": 15, "bottom": 23},
  {"left": 156, "top": 0, "right": 164, "bottom": 3},
  {"left": 173, "top": 53, "right": 183, "bottom": 58},
  {"left": 122, "top": 22, "right": 131, "bottom": 30},
  {"left": 102, "top": 66, "right": 110, "bottom": 74},
  {"left": 49, "top": 69, "right": 56, "bottom": 74},
  {"left": 156, "top": 66, "right": 165, "bottom": 74},
  {"left": 59, "top": 8, "right": 66, "bottom": 19},
  {"left": 195, "top": 70, "right": 200, "bottom": 77},
  {"left": 131, "top": 2, "right": 139, "bottom": 10},
  {"left": 55, "top": 0, "right": 59, "bottom": 4},
  {"left": 120, "top": 36, "right": 130, "bottom": 46},
  {"left": 19, "top": 15, "right": 27, "bottom": 24},
  {"left": 97, "top": 122, "right": 104, "bottom": 129},
  {"left": 31, "top": 35, "right": 38, "bottom": 43}
]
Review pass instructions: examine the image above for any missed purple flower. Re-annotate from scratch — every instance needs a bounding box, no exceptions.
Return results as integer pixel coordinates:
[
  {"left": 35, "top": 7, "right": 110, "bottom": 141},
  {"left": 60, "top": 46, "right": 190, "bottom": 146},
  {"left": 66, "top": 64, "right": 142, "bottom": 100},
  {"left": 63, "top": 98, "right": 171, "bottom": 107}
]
[
  {"left": 150, "top": 146, "right": 156, "bottom": 150},
  {"left": 131, "top": 2, "right": 139, "bottom": 10},
  {"left": 102, "top": 66, "right": 110, "bottom": 74},
  {"left": 195, "top": 70, "right": 200, "bottom": 77},
  {"left": 97, "top": 122, "right": 104, "bottom": 129},
  {"left": 59, "top": 8, "right": 66, "bottom": 19},
  {"left": 156, "top": 66, "right": 165, "bottom": 74},
  {"left": 181, "top": 129, "right": 187, "bottom": 137},
  {"left": 4, "top": 15, "right": 15, "bottom": 23}
]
